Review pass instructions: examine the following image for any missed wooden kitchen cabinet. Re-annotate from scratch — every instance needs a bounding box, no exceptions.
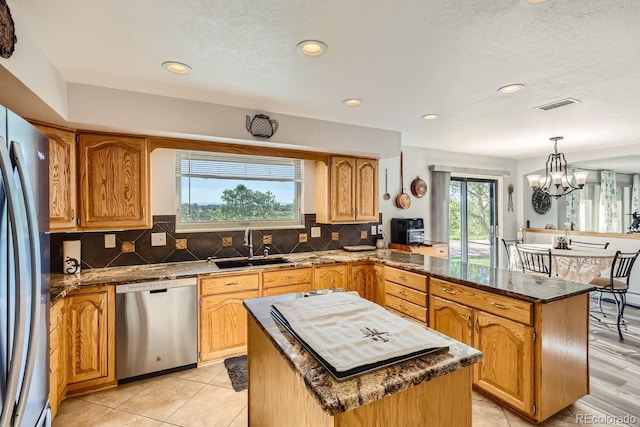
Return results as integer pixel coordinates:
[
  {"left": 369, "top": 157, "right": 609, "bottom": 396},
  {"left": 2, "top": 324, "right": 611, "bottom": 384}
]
[
  {"left": 384, "top": 266, "right": 428, "bottom": 324},
  {"left": 32, "top": 122, "right": 77, "bottom": 231},
  {"left": 65, "top": 285, "right": 116, "bottom": 396},
  {"left": 78, "top": 132, "right": 150, "bottom": 230},
  {"left": 429, "top": 277, "right": 586, "bottom": 422},
  {"left": 49, "top": 298, "right": 66, "bottom": 418},
  {"left": 199, "top": 272, "right": 260, "bottom": 362},
  {"left": 263, "top": 267, "right": 313, "bottom": 296},
  {"left": 315, "top": 156, "right": 378, "bottom": 223},
  {"left": 349, "top": 263, "right": 370, "bottom": 297},
  {"left": 313, "top": 264, "right": 348, "bottom": 290}
]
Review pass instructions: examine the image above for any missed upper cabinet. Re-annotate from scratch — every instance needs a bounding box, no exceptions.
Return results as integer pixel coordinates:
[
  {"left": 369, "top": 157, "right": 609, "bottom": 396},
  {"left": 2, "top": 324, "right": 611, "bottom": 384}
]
[
  {"left": 316, "top": 156, "right": 378, "bottom": 223},
  {"left": 78, "top": 133, "right": 151, "bottom": 230},
  {"left": 33, "top": 123, "right": 77, "bottom": 231}
]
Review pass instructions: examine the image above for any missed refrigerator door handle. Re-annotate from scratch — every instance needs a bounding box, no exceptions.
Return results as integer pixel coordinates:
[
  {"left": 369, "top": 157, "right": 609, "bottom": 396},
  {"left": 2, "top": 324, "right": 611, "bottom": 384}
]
[
  {"left": 0, "top": 139, "right": 28, "bottom": 427},
  {"left": 10, "top": 141, "right": 43, "bottom": 426}
]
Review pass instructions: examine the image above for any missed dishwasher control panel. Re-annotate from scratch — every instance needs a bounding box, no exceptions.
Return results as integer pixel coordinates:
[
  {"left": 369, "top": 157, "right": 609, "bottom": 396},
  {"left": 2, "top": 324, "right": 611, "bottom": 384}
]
[{"left": 115, "top": 277, "right": 197, "bottom": 293}]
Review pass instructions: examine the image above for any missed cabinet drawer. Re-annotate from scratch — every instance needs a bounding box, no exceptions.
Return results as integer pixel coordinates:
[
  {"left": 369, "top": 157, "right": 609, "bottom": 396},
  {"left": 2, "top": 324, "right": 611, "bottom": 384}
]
[
  {"left": 430, "top": 278, "right": 532, "bottom": 325},
  {"left": 263, "top": 283, "right": 312, "bottom": 297},
  {"left": 413, "top": 245, "right": 449, "bottom": 258},
  {"left": 200, "top": 273, "right": 260, "bottom": 296},
  {"left": 385, "top": 281, "right": 427, "bottom": 308},
  {"left": 385, "top": 293, "right": 427, "bottom": 324},
  {"left": 384, "top": 267, "right": 427, "bottom": 292},
  {"left": 263, "top": 268, "right": 312, "bottom": 288}
]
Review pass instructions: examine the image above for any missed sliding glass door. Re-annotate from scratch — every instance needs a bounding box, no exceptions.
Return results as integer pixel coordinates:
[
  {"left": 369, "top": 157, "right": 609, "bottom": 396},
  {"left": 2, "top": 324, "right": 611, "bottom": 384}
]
[{"left": 449, "top": 178, "right": 498, "bottom": 267}]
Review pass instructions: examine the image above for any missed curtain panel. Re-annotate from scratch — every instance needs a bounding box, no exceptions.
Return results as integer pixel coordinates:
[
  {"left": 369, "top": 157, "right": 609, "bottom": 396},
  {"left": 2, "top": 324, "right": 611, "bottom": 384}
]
[
  {"left": 565, "top": 167, "right": 581, "bottom": 230},
  {"left": 599, "top": 170, "right": 618, "bottom": 232}
]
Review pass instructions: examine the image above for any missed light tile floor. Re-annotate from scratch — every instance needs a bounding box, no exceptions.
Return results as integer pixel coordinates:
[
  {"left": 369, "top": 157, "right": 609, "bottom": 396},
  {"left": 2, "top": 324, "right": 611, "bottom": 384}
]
[{"left": 53, "top": 361, "right": 622, "bottom": 427}]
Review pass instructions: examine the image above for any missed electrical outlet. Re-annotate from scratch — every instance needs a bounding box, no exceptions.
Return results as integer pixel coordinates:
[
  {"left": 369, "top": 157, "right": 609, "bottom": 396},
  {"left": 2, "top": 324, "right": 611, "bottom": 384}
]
[
  {"left": 378, "top": 225, "right": 383, "bottom": 235},
  {"left": 310, "top": 227, "right": 321, "bottom": 238},
  {"left": 104, "top": 234, "right": 116, "bottom": 249},
  {"left": 371, "top": 225, "right": 377, "bottom": 235},
  {"left": 151, "top": 232, "right": 166, "bottom": 246}
]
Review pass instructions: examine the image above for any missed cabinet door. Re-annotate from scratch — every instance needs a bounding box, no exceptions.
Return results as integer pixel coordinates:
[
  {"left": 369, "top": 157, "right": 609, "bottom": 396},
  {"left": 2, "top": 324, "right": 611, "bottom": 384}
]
[
  {"left": 66, "top": 288, "right": 113, "bottom": 385},
  {"left": 429, "top": 296, "right": 472, "bottom": 346},
  {"left": 355, "top": 158, "right": 378, "bottom": 221},
  {"left": 78, "top": 133, "right": 149, "bottom": 229},
  {"left": 34, "top": 123, "right": 77, "bottom": 231},
  {"left": 330, "top": 156, "right": 356, "bottom": 221},
  {"left": 200, "top": 290, "right": 259, "bottom": 362},
  {"left": 371, "top": 264, "right": 385, "bottom": 305},
  {"left": 313, "top": 264, "right": 348, "bottom": 290},
  {"left": 473, "top": 310, "right": 534, "bottom": 415},
  {"left": 350, "top": 263, "right": 370, "bottom": 298}
]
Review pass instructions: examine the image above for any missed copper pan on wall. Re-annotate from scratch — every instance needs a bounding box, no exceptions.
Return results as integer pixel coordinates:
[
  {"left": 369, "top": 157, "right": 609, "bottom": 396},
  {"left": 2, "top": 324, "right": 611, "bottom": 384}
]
[
  {"left": 410, "top": 176, "right": 427, "bottom": 198},
  {"left": 396, "top": 151, "right": 411, "bottom": 209}
]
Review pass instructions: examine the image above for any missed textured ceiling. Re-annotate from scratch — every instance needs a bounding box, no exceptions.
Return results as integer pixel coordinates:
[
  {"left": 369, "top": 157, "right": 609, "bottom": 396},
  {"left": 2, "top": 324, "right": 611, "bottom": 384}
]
[{"left": 9, "top": 0, "right": 640, "bottom": 159}]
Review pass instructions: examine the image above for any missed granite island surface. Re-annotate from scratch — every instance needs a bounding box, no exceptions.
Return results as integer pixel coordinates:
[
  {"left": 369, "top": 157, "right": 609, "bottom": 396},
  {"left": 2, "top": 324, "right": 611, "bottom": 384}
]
[
  {"left": 244, "top": 293, "right": 483, "bottom": 426},
  {"left": 50, "top": 248, "right": 594, "bottom": 303}
]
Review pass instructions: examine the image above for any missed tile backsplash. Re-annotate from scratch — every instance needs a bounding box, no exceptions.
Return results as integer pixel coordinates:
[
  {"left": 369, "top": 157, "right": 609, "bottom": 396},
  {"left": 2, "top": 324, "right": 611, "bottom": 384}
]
[{"left": 50, "top": 214, "right": 381, "bottom": 273}]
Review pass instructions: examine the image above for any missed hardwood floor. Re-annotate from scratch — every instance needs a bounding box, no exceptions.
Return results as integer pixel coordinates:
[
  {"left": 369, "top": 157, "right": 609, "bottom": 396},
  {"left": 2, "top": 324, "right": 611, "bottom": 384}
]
[{"left": 583, "top": 298, "right": 640, "bottom": 424}]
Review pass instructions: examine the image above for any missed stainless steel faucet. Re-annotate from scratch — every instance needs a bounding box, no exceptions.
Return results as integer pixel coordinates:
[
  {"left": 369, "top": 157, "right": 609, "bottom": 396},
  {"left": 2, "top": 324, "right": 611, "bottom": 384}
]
[{"left": 244, "top": 227, "right": 253, "bottom": 259}]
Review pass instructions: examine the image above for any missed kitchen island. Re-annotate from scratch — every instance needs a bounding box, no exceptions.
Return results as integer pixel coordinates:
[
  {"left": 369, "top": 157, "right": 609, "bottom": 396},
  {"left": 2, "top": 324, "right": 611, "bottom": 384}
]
[{"left": 244, "top": 293, "right": 483, "bottom": 427}]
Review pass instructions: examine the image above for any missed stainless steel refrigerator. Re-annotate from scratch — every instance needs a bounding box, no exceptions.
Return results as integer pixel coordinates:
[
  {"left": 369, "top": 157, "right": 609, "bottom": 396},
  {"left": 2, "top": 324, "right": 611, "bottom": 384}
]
[{"left": 1, "top": 105, "right": 50, "bottom": 426}]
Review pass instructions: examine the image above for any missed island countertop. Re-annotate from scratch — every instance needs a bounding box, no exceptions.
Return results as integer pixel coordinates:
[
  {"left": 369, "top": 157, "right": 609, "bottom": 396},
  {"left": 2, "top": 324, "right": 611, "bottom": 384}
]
[
  {"left": 50, "top": 249, "right": 594, "bottom": 304},
  {"left": 244, "top": 293, "right": 483, "bottom": 416}
]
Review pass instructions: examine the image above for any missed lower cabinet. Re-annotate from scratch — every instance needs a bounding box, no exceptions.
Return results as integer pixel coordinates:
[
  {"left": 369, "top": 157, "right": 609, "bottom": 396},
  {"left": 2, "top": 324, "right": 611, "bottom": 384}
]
[
  {"left": 199, "top": 272, "right": 260, "bottom": 363},
  {"left": 429, "top": 277, "right": 587, "bottom": 423},
  {"left": 65, "top": 285, "right": 116, "bottom": 396},
  {"left": 49, "top": 298, "right": 66, "bottom": 418},
  {"left": 313, "top": 264, "right": 348, "bottom": 290},
  {"left": 430, "top": 296, "right": 534, "bottom": 414}
]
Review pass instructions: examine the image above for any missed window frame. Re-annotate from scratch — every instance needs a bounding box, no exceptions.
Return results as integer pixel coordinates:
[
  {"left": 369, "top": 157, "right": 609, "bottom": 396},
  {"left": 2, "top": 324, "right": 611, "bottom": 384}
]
[{"left": 175, "top": 150, "right": 305, "bottom": 232}]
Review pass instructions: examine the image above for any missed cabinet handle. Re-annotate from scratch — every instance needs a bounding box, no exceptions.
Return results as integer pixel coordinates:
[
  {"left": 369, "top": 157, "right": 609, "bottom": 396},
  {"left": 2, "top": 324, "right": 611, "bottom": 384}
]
[
  {"left": 442, "top": 288, "right": 456, "bottom": 295},
  {"left": 282, "top": 276, "right": 295, "bottom": 280},
  {"left": 224, "top": 282, "right": 240, "bottom": 286},
  {"left": 491, "top": 302, "right": 509, "bottom": 310},
  {"left": 398, "top": 275, "right": 408, "bottom": 281},
  {"left": 56, "top": 313, "right": 62, "bottom": 329},
  {"left": 399, "top": 304, "right": 408, "bottom": 310},
  {"left": 474, "top": 316, "right": 479, "bottom": 334},
  {"left": 99, "top": 298, "right": 104, "bottom": 313},
  {"left": 398, "top": 290, "right": 408, "bottom": 296},
  {"left": 71, "top": 208, "right": 75, "bottom": 220},
  {"left": 141, "top": 206, "right": 145, "bottom": 219},
  {"left": 466, "top": 314, "right": 471, "bottom": 329}
]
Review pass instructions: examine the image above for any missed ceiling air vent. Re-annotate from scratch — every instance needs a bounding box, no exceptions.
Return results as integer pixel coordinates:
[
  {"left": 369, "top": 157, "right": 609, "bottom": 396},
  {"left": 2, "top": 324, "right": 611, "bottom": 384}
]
[{"left": 534, "top": 98, "right": 581, "bottom": 111}]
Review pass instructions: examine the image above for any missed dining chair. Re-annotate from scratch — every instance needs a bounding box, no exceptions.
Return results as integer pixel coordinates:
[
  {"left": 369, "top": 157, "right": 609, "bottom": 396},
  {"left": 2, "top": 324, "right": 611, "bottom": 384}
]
[
  {"left": 501, "top": 238, "right": 523, "bottom": 270},
  {"left": 569, "top": 239, "right": 610, "bottom": 249},
  {"left": 589, "top": 250, "right": 640, "bottom": 340},
  {"left": 515, "top": 244, "right": 552, "bottom": 277}
]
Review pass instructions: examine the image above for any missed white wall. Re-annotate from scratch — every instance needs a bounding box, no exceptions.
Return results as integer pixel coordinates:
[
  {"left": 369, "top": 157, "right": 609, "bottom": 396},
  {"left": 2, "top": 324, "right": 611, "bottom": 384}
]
[{"left": 379, "top": 146, "right": 518, "bottom": 248}]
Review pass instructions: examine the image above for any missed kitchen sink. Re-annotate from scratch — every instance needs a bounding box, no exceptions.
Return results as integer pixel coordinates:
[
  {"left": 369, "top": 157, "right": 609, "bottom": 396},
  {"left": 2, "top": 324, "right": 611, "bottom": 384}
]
[{"left": 214, "top": 257, "right": 290, "bottom": 269}]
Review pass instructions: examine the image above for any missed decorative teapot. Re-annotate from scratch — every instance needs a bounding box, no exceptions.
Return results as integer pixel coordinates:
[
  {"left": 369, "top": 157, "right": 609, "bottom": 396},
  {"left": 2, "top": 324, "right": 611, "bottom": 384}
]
[{"left": 246, "top": 114, "right": 279, "bottom": 138}]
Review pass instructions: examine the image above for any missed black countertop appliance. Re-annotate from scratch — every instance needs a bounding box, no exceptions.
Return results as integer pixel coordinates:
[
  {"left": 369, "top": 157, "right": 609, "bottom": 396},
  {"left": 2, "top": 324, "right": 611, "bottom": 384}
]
[{"left": 390, "top": 218, "right": 425, "bottom": 245}]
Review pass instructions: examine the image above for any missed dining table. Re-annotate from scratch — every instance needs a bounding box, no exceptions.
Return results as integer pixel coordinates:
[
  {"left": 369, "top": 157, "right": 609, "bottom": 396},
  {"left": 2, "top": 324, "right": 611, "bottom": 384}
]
[{"left": 510, "top": 243, "right": 617, "bottom": 284}]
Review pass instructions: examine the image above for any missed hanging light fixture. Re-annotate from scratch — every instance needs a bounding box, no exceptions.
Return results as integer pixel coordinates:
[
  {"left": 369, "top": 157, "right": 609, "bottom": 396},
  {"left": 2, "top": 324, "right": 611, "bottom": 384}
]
[{"left": 526, "top": 136, "right": 589, "bottom": 199}]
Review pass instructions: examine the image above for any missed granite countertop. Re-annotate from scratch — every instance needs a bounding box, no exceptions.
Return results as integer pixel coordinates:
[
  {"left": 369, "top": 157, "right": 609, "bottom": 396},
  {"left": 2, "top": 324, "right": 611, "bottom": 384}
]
[
  {"left": 244, "top": 293, "right": 483, "bottom": 416},
  {"left": 50, "top": 249, "right": 595, "bottom": 304}
]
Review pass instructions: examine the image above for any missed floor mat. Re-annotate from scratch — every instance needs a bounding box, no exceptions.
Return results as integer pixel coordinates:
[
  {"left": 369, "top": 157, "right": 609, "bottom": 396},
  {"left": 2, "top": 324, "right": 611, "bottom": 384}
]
[{"left": 223, "top": 355, "right": 248, "bottom": 392}]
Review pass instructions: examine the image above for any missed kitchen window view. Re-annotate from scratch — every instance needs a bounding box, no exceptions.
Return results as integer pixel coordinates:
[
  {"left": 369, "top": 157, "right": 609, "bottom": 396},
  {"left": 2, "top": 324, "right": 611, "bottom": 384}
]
[{"left": 175, "top": 150, "right": 304, "bottom": 231}]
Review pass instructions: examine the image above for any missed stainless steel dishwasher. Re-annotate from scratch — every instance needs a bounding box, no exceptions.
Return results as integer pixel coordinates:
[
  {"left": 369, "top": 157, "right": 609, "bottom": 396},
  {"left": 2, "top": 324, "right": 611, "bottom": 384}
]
[{"left": 116, "top": 277, "right": 198, "bottom": 381}]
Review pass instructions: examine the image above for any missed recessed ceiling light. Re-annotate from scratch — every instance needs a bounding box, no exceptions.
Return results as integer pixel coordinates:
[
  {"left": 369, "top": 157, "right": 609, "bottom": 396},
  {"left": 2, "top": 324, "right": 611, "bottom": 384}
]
[
  {"left": 297, "top": 40, "right": 328, "bottom": 57},
  {"left": 162, "top": 61, "right": 191, "bottom": 75},
  {"left": 421, "top": 114, "right": 439, "bottom": 120},
  {"left": 342, "top": 98, "right": 362, "bottom": 107},
  {"left": 497, "top": 84, "right": 525, "bottom": 94},
  {"left": 527, "top": 0, "right": 548, "bottom": 3}
]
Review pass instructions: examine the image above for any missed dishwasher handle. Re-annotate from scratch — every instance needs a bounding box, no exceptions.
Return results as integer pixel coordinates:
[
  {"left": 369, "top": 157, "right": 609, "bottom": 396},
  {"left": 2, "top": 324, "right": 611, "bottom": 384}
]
[
  {"left": 150, "top": 289, "right": 168, "bottom": 294},
  {"left": 116, "top": 277, "right": 197, "bottom": 293}
]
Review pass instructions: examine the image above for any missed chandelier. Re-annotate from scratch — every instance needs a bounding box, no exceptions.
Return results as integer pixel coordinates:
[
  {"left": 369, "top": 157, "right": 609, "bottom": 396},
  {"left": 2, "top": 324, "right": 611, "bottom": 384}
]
[{"left": 526, "top": 136, "right": 588, "bottom": 199}]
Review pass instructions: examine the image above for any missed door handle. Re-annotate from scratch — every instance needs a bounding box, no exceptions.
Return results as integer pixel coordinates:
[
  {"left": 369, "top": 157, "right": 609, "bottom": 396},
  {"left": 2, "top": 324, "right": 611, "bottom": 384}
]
[{"left": 0, "top": 140, "right": 29, "bottom": 427}]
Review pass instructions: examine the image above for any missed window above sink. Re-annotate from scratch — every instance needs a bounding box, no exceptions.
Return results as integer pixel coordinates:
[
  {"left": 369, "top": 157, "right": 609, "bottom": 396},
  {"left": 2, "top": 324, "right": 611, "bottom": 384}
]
[{"left": 176, "top": 150, "right": 304, "bottom": 232}]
